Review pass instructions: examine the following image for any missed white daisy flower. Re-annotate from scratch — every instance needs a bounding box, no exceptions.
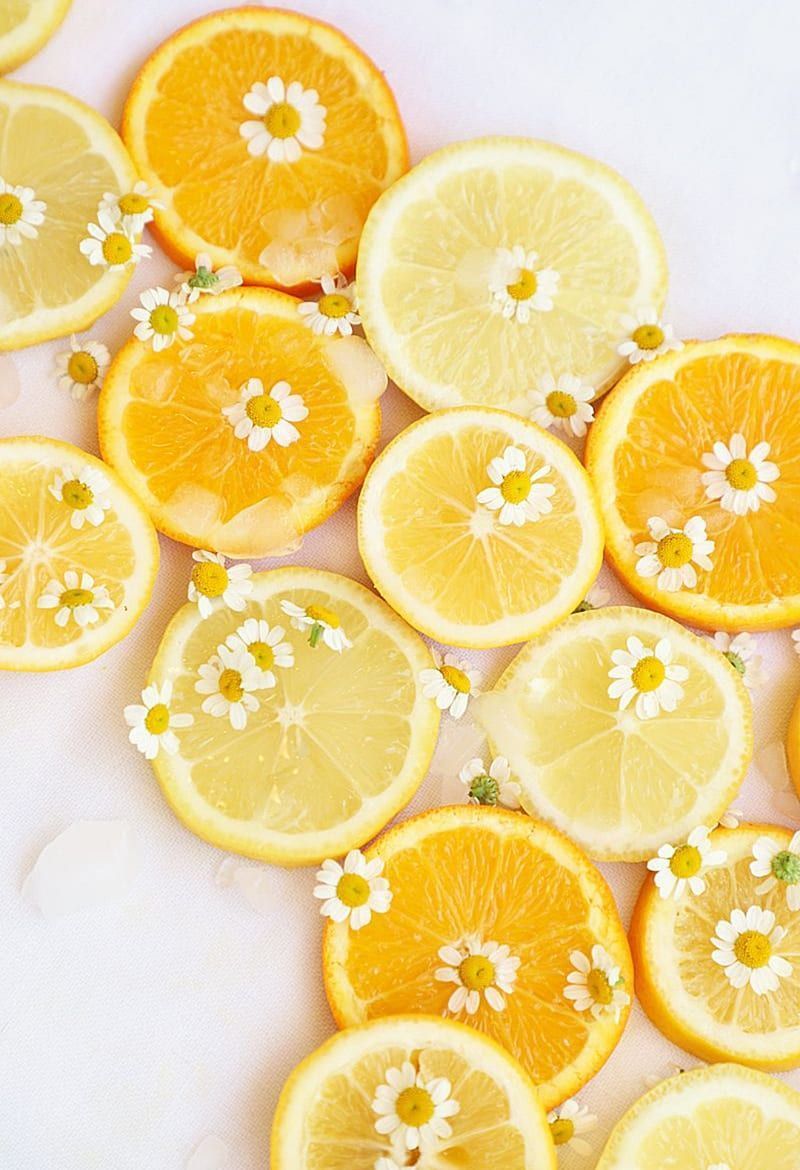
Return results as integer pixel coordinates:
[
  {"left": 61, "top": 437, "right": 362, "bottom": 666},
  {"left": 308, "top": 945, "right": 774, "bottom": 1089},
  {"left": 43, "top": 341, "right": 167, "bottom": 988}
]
[
  {"left": 195, "top": 643, "right": 264, "bottom": 730},
  {"left": 222, "top": 377, "right": 308, "bottom": 451},
  {"left": 711, "top": 905, "right": 792, "bottom": 995},
  {"left": 419, "top": 650, "right": 481, "bottom": 720},
  {"left": 0, "top": 178, "right": 46, "bottom": 247},
  {"left": 123, "top": 681, "right": 193, "bottom": 760},
  {"left": 718, "top": 807, "right": 743, "bottom": 830},
  {"left": 701, "top": 433, "right": 779, "bottom": 515},
  {"left": 607, "top": 635, "right": 688, "bottom": 721},
  {"left": 374, "top": 1159, "right": 403, "bottom": 1170},
  {"left": 313, "top": 849, "right": 392, "bottom": 930},
  {"left": 575, "top": 581, "right": 611, "bottom": 612},
  {"left": 188, "top": 550, "right": 253, "bottom": 619},
  {"left": 55, "top": 335, "right": 110, "bottom": 401},
  {"left": 547, "top": 1097, "right": 598, "bottom": 1158},
  {"left": 489, "top": 245, "right": 560, "bottom": 321},
  {"left": 458, "top": 756, "right": 520, "bottom": 809},
  {"left": 750, "top": 832, "right": 800, "bottom": 912},
  {"left": 80, "top": 207, "right": 151, "bottom": 269},
  {"left": 711, "top": 631, "right": 765, "bottom": 689},
  {"left": 130, "top": 286, "right": 194, "bottom": 351},
  {"left": 634, "top": 515, "right": 715, "bottom": 593},
  {"left": 435, "top": 934, "right": 520, "bottom": 1014},
  {"left": 792, "top": 629, "right": 800, "bottom": 656},
  {"left": 298, "top": 273, "right": 360, "bottom": 336},
  {"left": 174, "top": 251, "right": 242, "bottom": 296},
  {"left": 563, "top": 944, "right": 630, "bottom": 1021},
  {"left": 617, "top": 307, "right": 683, "bottom": 364},
  {"left": 48, "top": 465, "right": 111, "bottom": 529},
  {"left": 525, "top": 373, "right": 595, "bottom": 438},
  {"left": 372, "top": 1062, "right": 460, "bottom": 1152},
  {"left": 36, "top": 570, "right": 114, "bottom": 629},
  {"left": 476, "top": 445, "right": 555, "bottom": 527},
  {"left": 99, "top": 181, "right": 164, "bottom": 233},
  {"left": 240, "top": 76, "right": 326, "bottom": 162},
  {"left": 224, "top": 618, "right": 293, "bottom": 688},
  {"left": 647, "top": 826, "right": 727, "bottom": 901},
  {"left": 279, "top": 598, "right": 351, "bottom": 651},
  {"left": 707, "top": 1165, "right": 732, "bottom": 1170}
]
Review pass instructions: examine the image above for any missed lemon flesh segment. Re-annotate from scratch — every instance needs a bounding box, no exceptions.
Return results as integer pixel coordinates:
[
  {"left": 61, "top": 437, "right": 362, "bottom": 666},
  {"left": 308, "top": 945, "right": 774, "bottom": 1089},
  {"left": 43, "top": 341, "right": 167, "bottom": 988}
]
[
  {"left": 0, "top": 0, "right": 71, "bottom": 73},
  {"left": 596, "top": 1063, "right": 800, "bottom": 1170},
  {"left": 357, "top": 136, "right": 667, "bottom": 412},
  {"left": 271, "top": 1015, "right": 556, "bottom": 1170},
  {"left": 0, "top": 436, "right": 159, "bottom": 671},
  {"left": 0, "top": 81, "right": 136, "bottom": 349},
  {"left": 149, "top": 568, "right": 440, "bottom": 866},
  {"left": 357, "top": 407, "right": 604, "bottom": 648},
  {"left": 477, "top": 607, "right": 752, "bottom": 860}
]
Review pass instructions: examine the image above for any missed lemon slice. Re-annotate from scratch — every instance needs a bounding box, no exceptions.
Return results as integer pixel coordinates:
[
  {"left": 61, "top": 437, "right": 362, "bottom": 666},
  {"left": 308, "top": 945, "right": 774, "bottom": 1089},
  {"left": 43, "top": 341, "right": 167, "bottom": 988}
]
[
  {"left": 0, "top": 81, "right": 136, "bottom": 350},
  {"left": 596, "top": 1063, "right": 800, "bottom": 1170},
  {"left": 357, "top": 407, "right": 603, "bottom": 648},
  {"left": 0, "top": 0, "right": 71, "bottom": 73},
  {"left": 477, "top": 607, "right": 752, "bottom": 860},
  {"left": 357, "top": 136, "right": 667, "bottom": 412},
  {"left": 0, "top": 436, "right": 159, "bottom": 671},
  {"left": 146, "top": 567, "right": 439, "bottom": 866},
  {"left": 631, "top": 824, "right": 800, "bottom": 1068},
  {"left": 271, "top": 1015, "right": 556, "bottom": 1170}
]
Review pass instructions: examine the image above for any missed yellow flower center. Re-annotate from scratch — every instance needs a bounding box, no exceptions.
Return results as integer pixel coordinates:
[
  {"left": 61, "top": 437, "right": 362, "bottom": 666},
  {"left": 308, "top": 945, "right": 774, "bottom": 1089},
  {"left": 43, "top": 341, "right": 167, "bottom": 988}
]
[
  {"left": 336, "top": 872, "right": 370, "bottom": 908},
  {"left": 61, "top": 479, "right": 94, "bottom": 510},
  {"left": 440, "top": 664, "right": 471, "bottom": 693},
  {"left": 245, "top": 394, "right": 282, "bottom": 428},
  {"left": 102, "top": 232, "right": 133, "bottom": 265},
  {"left": 118, "top": 192, "right": 150, "bottom": 215},
  {"left": 458, "top": 953, "right": 496, "bottom": 991},
  {"left": 505, "top": 267, "right": 538, "bottom": 301},
  {"left": 191, "top": 561, "right": 229, "bottom": 598},
  {"left": 395, "top": 1086, "right": 435, "bottom": 1128},
  {"left": 500, "top": 469, "right": 531, "bottom": 504},
  {"left": 549, "top": 1118, "right": 575, "bottom": 1146},
  {"left": 733, "top": 930, "right": 772, "bottom": 969},
  {"left": 306, "top": 604, "right": 340, "bottom": 628},
  {"left": 669, "top": 844, "right": 702, "bottom": 878},
  {"left": 657, "top": 531, "right": 693, "bottom": 568},
  {"left": 631, "top": 655, "right": 666, "bottom": 692},
  {"left": 149, "top": 304, "right": 178, "bottom": 335},
  {"left": 545, "top": 390, "right": 577, "bottom": 418},
  {"left": 631, "top": 323, "right": 665, "bottom": 350},
  {"left": 265, "top": 101, "right": 302, "bottom": 139},
  {"left": 586, "top": 967, "right": 613, "bottom": 1005},
  {"left": 318, "top": 292, "right": 351, "bottom": 319},
  {"left": 0, "top": 192, "right": 23, "bottom": 225},
  {"left": 248, "top": 640, "right": 274, "bottom": 670},
  {"left": 725, "top": 457, "right": 758, "bottom": 491},
  {"left": 60, "top": 587, "right": 93, "bottom": 609},
  {"left": 144, "top": 703, "right": 170, "bottom": 734},
  {"left": 67, "top": 351, "right": 99, "bottom": 385},
  {"left": 218, "top": 668, "right": 244, "bottom": 703}
]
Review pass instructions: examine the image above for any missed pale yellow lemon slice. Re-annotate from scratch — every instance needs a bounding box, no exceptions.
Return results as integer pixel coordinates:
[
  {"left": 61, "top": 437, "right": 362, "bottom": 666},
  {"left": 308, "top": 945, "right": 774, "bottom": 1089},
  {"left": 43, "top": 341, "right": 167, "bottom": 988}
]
[{"left": 0, "top": 0, "right": 71, "bottom": 74}]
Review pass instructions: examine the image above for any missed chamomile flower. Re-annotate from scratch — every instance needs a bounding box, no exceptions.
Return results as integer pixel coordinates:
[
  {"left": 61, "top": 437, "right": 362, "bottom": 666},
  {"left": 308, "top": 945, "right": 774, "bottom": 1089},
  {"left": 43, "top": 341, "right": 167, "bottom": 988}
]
[
  {"left": 48, "top": 465, "right": 111, "bottom": 529},
  {"left": 750, "top": 832, "right": 800, "bottom": 911},
  {"left": 124, "top": 681, "right": 193, "bottom": 760},
  {"left": 701, "top": 433, "right": 779, "bottom": 515},
  {"left": 130, "top": 286, "right": 195, "bottom": 351},
  {"left": 647, "top": 826, "right": 727, "bottom": 900},
  {"left": 313, "top": 850, "right": 392, "bottom": 930},
  {"left": 458, "top": 756, "right": 520, "bottom": 809},
  {"left": 712, "top": 631, "right": 765, "bottom": 689},
  {"left": 222, "top": 377, "right": 308, "bottom": 451},
  {"left": 36, "top": 570, "right": 114, "bottom": 629},
  {"left": 372, "top": 1062, "right": 459, "bottom": 1152},
  {"left": 711, "top": 905, "right": 792, "bottom": 995},
  {"left": 547, "top": 1098, "right": 598, "bottom": 1157},
  {"left": 607, "top": 636, "right": 688, "bottom": 721},
  {"left": 635, "top": 515, "right": 714, "bottom": 592},
  {"left": 574, "top": 582, "right": 611, "bottom": 612},
  {"left": 476, "top": 445, "right": 555, "bottom": 526},
  {"left": 224, "top": 618, "right": 293, "bottom": 688},
  {"left": 374, "top": 1159, "right": 403, "bottom": 1170},
  {"left": 0, "top": 178, "right": 46, "bottom": 247},
  {"left": 563, "top": 945, "right": 630, "bottom": 1022},
  {"left": 489, "top": 245, "right": 559, "bottom": 321},
  {"left": 195, "top": 644, "right": 264, "bottom": 731},
  {"left": 419, "top": 650, "right": 481, "bottom": 720},
  {"left": 298, "top": 274, "right": 360, "bottom": 336},
  {"left": 99, "top": 181, "right": 164, "bottom": 233},
  {"left": 435, "top": 935, "right": 520, "bottom": 1014},
  {"left": 617, "top": 307, "right": 683, "bottom": 364},
  {"left": 188, "top": 550, "right": 253, "bottom": 619},
  {"left": 525, "top": 373, "right": 595, "bottom": 438},
  {"left": 174, "top": 252, "right": 242, "bottom": 296},
  {"left": 718, "top": 807, "right": 743, "bottom": 830},
  {"left": 240, "top": 76, "right": 326, "bottom": 162},
  {"left": 55, "top": 335, "right": 110, "bottom": 401},
  {"left": 80, "top": 208, "right": 151, "bottom": 269},
  {"left": 280, "top": 598, "right": 351, "bottom": 651}
]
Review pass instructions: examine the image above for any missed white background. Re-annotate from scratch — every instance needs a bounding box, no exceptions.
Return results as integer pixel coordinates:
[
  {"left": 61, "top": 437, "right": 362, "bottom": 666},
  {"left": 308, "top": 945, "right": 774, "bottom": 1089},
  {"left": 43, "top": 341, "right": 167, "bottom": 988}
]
[{"left": 2, "top": 1, "right": 800, "bottom": 1166}]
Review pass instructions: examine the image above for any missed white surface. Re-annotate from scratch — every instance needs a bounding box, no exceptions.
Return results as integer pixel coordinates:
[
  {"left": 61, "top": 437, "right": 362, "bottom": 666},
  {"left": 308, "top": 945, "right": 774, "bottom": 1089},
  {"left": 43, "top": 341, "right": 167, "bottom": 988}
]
[{"left": 2, "top": 0, "right": 800, "bottom": 1166}]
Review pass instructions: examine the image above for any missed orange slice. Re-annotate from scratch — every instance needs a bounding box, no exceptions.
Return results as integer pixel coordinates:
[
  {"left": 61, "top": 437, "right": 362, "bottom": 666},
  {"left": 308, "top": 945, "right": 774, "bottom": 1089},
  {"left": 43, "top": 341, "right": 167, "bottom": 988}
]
[
  {"left": 98, "top": 286, "right": 385, "bottom": 557},
  {"left": 323, "top": 806, "right": 632, "bottom": 1110},
  {"left": 586, "top": 334, "right": 800, "bottom": 630},
  {"left": 122, "top": 7, "right": 408, "bottom": 290},
  {"left": 786, "top": 690, "right": 800, "bottom": 797}
]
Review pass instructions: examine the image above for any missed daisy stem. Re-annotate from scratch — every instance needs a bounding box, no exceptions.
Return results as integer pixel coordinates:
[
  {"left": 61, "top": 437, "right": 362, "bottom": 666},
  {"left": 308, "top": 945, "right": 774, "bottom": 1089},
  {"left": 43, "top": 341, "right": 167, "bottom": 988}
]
[{"left": 309, "top": 622, "right": 323, "bottom": 648}]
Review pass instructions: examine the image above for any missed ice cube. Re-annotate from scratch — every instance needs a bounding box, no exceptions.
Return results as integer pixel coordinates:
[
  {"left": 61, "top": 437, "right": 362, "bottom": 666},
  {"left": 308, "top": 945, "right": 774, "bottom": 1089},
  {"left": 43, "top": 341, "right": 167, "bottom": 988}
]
[
  {"left": 186, "top": 1136, "right": 229, "bottom": 1170},
  {"left": 216, "top": 859, "right": 281, "bottom": 915},
  {"left": 23, "top": 820, "right": 136, "bottom": 919}
]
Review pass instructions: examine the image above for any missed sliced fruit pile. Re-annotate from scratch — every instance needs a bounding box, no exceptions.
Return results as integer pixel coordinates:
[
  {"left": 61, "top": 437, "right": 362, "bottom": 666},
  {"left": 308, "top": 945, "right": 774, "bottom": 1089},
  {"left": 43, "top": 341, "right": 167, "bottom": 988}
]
[{"left": 0, "top": 0, "right": 71, "bottom": 74}]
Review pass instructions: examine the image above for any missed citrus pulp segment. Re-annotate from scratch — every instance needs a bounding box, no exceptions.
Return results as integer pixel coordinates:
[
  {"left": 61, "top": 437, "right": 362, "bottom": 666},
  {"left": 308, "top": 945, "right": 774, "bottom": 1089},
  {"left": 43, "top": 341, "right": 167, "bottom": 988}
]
[
  {"left": 0, "top": 436, "right": 159, "bottom": 671},
  {"left": 323, "top": 805, "right": 632, "bottom": 1110},
  {"left": 356, "top": 135, "right": 667, "bottom": 412},
  {"left": 630, "top": 824, "right": 800, "bottom": 1069},
  {"left": 0, "top": 0, "right": 71, "bottom": 74},
  {"left": 476, "top": 607, "right": 752, "bottom": 860},
  {"left": 0, "top": 81, "right": 137, "bottom": 349},
  {"left": 586, "top": 334, "right": 800, "bottom": 630},
  {"left": 787, "top": 691, "right": 800, "bottom": 798},
  {"left": 98, "top": 286, "right": 385, "bottom": 558},
  {"left": 122, "top": 6, "right": 408, "bottom": 290},
  {"left": 271, "top": 1015, "right": 556, "bottom": 1170},
  {"left": 357, "top": 407, "right": 604, "bottom": 648}
]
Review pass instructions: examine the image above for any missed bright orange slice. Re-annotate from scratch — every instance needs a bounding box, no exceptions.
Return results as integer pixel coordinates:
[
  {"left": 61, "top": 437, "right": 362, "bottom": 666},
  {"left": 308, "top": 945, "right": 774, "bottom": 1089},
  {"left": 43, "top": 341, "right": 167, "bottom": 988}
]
[{"left": 122, "top": 7, "right": 408, "bottom": 290}]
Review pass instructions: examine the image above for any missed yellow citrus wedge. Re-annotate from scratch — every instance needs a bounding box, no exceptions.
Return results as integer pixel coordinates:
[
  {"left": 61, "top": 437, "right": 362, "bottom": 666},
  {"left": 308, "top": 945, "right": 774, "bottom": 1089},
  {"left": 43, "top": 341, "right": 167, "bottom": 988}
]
[
  {"left": 98, "top": 286, "right": 385, "bottom": 558},
  {"left": 0, "top": 436, "right": 159, "bottom": 671},
  {"left": 357, "top": 407, "right": 604, "bottom": 648},
  {"left": 0, "top": 0, "right": 71, "bottom": 74},
  {"left": 477, "top": 607, "right": 752, "bottom": 861},
  {"left": 323, "top": 806, "right": 632, "bottom": 1110},
  {"left": 785, "top": 690, "right": 800, "bottom": 798},
  {"left": 145, "top": 567, "right": 439, "bottom": 866},
  {"left": 356, "top": 135, "right": 667, "bottom": 412},
  {"left": 596, "top": 1063, "right": 800, "bottom": 1170},
  {"left": 271, "top": 1014, "right": 556, "bottom": 1170},
  {"left": 0, "top": 81, "right": 137, "bottom": 349},
  {"left": 586, "top": 334, "right": 800, "bottom": 630},
  {"left": 630, "top": 823, "right": 800, "bottom": 1069},
  {"left": 122, "top": 7, "right": 408, "bottom": 291}
]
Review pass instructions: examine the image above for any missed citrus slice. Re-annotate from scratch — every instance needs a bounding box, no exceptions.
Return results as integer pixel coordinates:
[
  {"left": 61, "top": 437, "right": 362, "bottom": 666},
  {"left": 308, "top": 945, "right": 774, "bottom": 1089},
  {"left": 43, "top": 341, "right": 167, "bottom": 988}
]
[
  {"left": 356, "top": 136, "right": 667, "bottom": 412},
  {"left": 0, "top": 436, "right": 159, "bottom": 671},
  {"left": 323, "top": 806, "right": 632, "bottom": 1110},
  {"left": 98, "top": 286, "right": 385, "bottom": 558},
  {"left": 0, "top": 0, "right": 71, "bottom": 74},
  {"left": 122, "top": 7, "right": 408, "bottom": 290},
  {"left": 477, "top": 607, "right": 752, "bottom": 861},
  {"left": 596, "top": 1063, "right": 800, "bottom": 1170},
  {"left": 272, "top": 1014, "right": 556, "bottom": 1170},
  {"left": 0, "top": 81, "right": 137, "bottom": 350},
  {"left": 630, "top": 823, "right": 800, "bottom": 1069},
  {"left": 586, "top": 334, "right": 800, "bottom": 630},
  {"left": 357, "top": 407, "right": 604, "bottom": 648},
  {"left": 145, "top": 567, "right": 439, "bottom": 866},
  {"left": 786, "top": 691, "right": 800, "bottom": 797}
]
